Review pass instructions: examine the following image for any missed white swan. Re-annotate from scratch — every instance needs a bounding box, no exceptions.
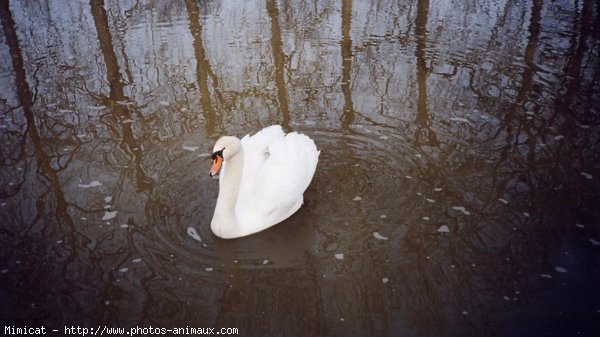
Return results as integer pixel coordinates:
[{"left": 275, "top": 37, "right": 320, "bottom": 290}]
[{"left": 209, "top": 125, "right": 320, "bottom": 239}]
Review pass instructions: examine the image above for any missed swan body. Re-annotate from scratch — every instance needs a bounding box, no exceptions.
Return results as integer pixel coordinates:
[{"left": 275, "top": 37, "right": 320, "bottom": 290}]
[{"left": 209, "top": 125, "right": 319, "bottom": 239}]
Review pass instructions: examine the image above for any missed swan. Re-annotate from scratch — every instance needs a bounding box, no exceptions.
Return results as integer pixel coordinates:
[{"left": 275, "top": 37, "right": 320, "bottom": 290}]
[{"left": 208, "top": 125, "right": 320, "bottom": 239}]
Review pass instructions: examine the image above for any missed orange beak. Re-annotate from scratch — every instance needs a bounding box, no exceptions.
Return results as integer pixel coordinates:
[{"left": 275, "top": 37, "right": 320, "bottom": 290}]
[{"left": 209, "top": 155, "right": 223, "bottom": 177}]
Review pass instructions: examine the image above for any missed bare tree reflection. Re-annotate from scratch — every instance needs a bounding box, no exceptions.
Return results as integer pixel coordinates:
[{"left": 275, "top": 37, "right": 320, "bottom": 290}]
[
  {"left": 266, "top": 0, "right": 290, "bottom": 129},
  {"left": 413, "top": 0, "right": 438, "bottom": 148},
  {"left": 185, "top": 0, "right": 221, "bottom": 136},
  {"left": 90, "top": 0, "right": 152, "bottom": 193},
  {"left": 340, "top": 0, "right": 354, "bottom": 129},
  {"left": 0, "top": 0, "right": 90, "bottom": 325}
]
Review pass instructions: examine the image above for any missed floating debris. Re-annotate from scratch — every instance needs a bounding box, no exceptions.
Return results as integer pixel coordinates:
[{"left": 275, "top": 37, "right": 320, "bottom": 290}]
[
  {"left": 118, "top": 267, "right": 128, "bottom": 273},
  {"left": 580, "top": 172, "right": 593, "bottom": 180},
  {"left": 426, "top": 198, "right": 436, "bottom": 203},
  {"left": 540, "top": 273, "right": 552, "bottom": 279},
  {"left": 186, "top": 227, "right": 202, "bottom": 242},
  {"left": 1, "top": 269, "right": 8, "bottom": 274},
  {"left": 119, "top": 224, "right": 129, "bottom": 229},
  {"left": 205, "top": 267, "right": 213, "bottom": 272},
  {"left": 554, "top": 135, "right": 565, "bottom": 141},
  {"left": 434, "top": 187, "right": 443, "bottom": 192},
  {"left": 132, "top": 258, "right": 142, "bottom": 263},
  {"left": 589, "top": 238, "right": 600, "bottom": 246},
  {"left": 159, "top": 101, "right": 170, "bottom": 106},
  {"left": 554, "top": 266, "right": 567, "bottom": 273},
  {"left": 78, "top": 181, "right": 102, "bottom": 188},
  {"left": 498, "top": 198, "right": 509, "bottom": 204},
  {"left": 104, "top": 196, "right": 112, "bottom": 203},
  {"left": 382, "top": 277, "right": 389, "bottom": 284},
  {"left": 575, "top": 223, "right": 585, "bottom": 229},
  {"left": 373, "top": 232, "right": 389, "bottom": 240},
  {"left": 182, "top": 145, "right": 199, "bottom": 152},
  {"left": 405, "top": 175, "right": 414, "bottom": 179},
  {"left": 452, "top": 206, "right": 471, "bottom": 215},
  {"left": 121, "top": 119, "right": 134, "bottom": 124},
  {"left": 335, "top": 253, "right": 344, "bottom": 260},
  {"left": 262, "top": 259, "right": 269, "bottom": 265},
  {"left": 523, "top": 212, "right": 530, "bottom": 217},
  {"left": 380, "top": 214, "right": 387, "bottom": 219},
  {"left": 422, "top": 216, "right": 430, "bottom": 221},
  {"left": 102, "top": 211, "right": 117, "bottom": 221},
  {"left": 437, "top": 225, "right": 450, "bottom": 233},
  {"left": 353, "top": 196, "right": 362, "bottom": 201}
]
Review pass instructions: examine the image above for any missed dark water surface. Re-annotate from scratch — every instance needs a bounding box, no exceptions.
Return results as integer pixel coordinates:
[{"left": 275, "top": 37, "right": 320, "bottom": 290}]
[{"left": 1, "top": 0, "right": 599, "bottom": 336}]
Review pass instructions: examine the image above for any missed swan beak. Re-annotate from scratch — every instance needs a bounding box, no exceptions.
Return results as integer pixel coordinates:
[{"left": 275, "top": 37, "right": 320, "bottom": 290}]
[{"left": 209, "top": 155, "right": 223, "bottom": 177}]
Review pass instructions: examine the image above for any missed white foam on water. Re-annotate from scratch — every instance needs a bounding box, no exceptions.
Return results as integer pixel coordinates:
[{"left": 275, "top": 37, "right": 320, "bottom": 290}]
[
  {"left": 452, "top": 206, "right": 471, "bottom": 215},
  {"left": 450, "top": 117, "right": 470, "bottom": 123},
  {"left": 373, "top": 232, "right": 389, "bottom": 240},
  {"left": 437, "top": 225, "right": 450, "bottom": 233},
  {"left": 78, "top": 181, "right": 102, "bottom": 188},
  {"left": 102, "top": 211, "right": 117, "bottom": 221},
  {"left": 186, "top": 227, "right": 202, "bottom": 242}
]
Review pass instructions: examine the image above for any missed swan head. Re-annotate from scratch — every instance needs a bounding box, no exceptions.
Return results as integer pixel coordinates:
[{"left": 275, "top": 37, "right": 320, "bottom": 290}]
[{"left": 209, "top": 136, "right": 241, "bottom": 177}]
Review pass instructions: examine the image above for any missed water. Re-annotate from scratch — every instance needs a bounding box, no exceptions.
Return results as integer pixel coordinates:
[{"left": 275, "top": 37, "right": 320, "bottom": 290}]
[{"left": 1, "top": 0, "right": 599, "bottom": 336}]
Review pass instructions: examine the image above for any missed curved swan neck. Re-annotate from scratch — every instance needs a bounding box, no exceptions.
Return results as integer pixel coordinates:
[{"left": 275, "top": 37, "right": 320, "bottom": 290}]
[{"left": 212, "top": 146, "right": 244, "bottom": 231}]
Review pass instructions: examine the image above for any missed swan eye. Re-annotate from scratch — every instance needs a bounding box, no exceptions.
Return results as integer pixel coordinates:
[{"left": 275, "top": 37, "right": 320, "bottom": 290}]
[{"left": 211, "top": 149, "right": 224, "bottom": 160}]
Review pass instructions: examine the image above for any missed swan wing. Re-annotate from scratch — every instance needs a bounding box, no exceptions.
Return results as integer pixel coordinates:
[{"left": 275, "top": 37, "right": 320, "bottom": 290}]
[
  {"left": 236, "top": 126, "right": 319, "bottom": 232},
  {"left": 239, "top": 125, "right": 285, "bottom": 189}
]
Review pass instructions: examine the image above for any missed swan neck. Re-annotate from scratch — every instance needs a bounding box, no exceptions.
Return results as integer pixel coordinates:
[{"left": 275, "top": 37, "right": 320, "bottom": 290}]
[{"left": 213, "top": 149, "right": 244, "bottom": 227}]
